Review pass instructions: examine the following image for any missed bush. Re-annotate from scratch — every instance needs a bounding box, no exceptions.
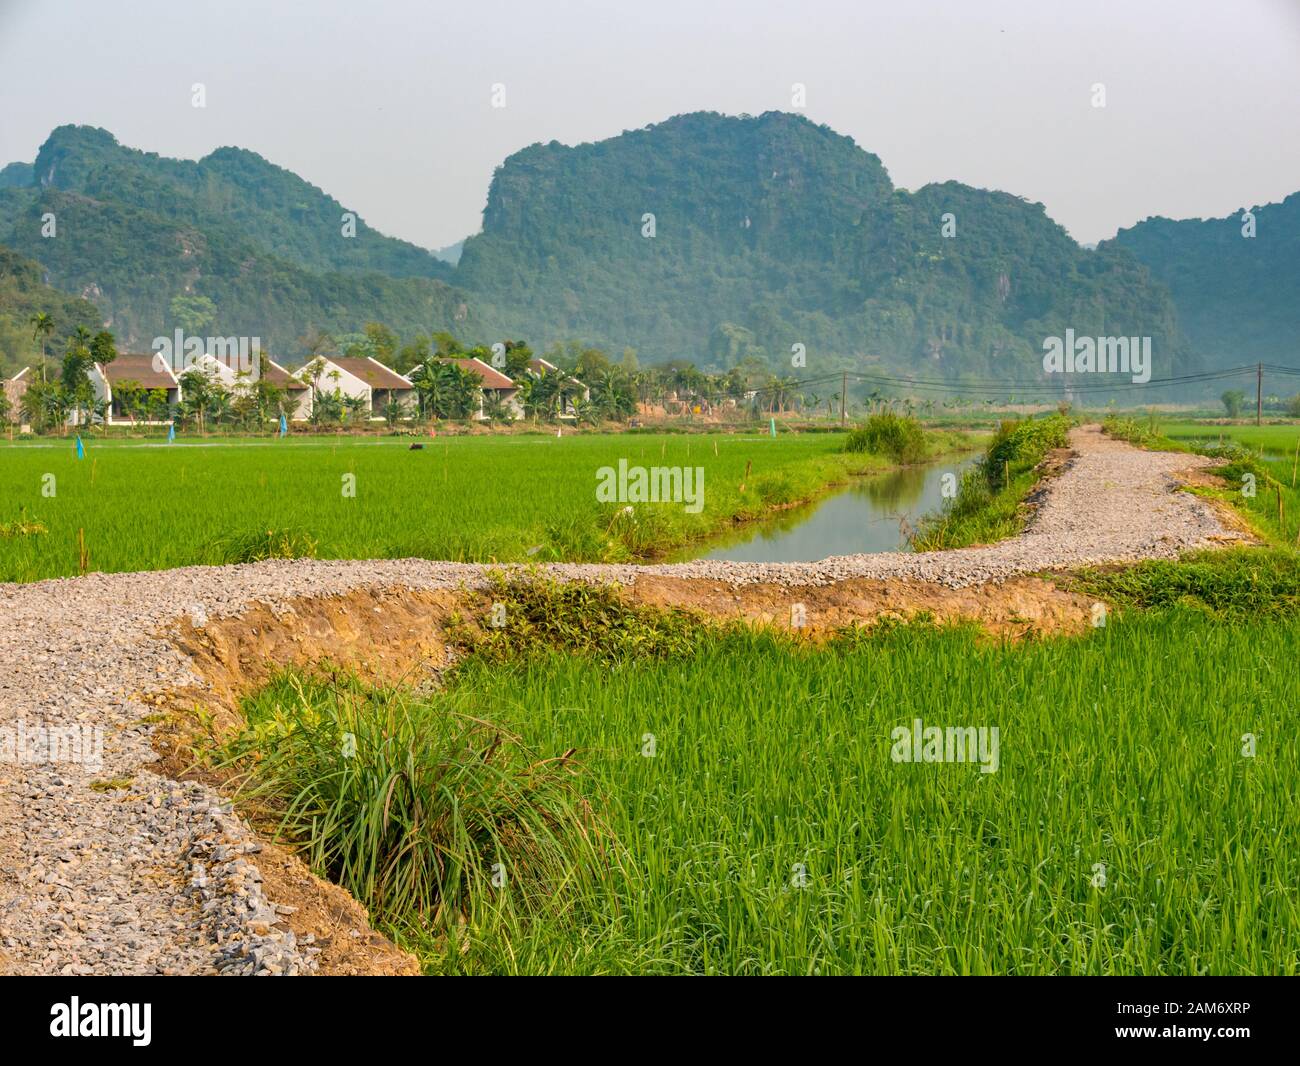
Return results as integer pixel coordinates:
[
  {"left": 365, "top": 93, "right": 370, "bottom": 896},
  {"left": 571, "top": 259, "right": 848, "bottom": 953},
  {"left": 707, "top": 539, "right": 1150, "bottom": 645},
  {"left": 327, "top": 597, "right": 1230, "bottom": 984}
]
[
  {"left": 984, "top": 414, "right": 1070, "bottom": 489},
  {"left": 843, "top": 412, "right": 927, "bottom": 463},
  {"left": 1070, "top": 548, "right": 1300, "bottom": 617},
  {"left": 217, "top": 671, "right": 606, "bottom": 927}
]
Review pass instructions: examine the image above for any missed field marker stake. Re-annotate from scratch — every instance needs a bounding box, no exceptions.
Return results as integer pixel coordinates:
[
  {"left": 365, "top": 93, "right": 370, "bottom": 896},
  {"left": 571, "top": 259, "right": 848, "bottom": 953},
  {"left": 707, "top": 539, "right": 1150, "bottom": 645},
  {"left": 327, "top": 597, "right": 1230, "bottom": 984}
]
[{"left": 1291, "top": 438, "right": 1298, "bottom": 487}]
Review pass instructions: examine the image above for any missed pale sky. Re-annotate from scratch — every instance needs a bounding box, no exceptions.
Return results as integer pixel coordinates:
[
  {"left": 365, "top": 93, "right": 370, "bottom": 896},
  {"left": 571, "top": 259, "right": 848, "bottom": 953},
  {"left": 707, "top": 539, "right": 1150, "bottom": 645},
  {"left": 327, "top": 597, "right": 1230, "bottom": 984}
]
[{"left": 1, "top": 0, "right": 1298, "bottom": 249}]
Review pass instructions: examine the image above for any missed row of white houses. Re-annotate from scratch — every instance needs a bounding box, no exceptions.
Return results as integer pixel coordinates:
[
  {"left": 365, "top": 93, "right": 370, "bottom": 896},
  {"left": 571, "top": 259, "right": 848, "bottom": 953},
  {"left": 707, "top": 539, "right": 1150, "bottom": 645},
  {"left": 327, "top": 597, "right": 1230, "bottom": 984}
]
[{"left": 2, "top": 354, "right": 587, "bottom": 426}]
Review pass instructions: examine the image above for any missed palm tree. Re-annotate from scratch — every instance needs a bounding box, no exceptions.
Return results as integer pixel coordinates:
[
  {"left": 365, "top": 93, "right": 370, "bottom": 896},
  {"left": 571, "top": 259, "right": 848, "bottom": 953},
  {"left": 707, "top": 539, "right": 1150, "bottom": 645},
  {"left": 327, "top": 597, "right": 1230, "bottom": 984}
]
[
  {"left": 342, "top": 393, "right": 368, "bottom": 425},
  {"left": 29, "top": 312, "right": 54, "bottom": 383}
]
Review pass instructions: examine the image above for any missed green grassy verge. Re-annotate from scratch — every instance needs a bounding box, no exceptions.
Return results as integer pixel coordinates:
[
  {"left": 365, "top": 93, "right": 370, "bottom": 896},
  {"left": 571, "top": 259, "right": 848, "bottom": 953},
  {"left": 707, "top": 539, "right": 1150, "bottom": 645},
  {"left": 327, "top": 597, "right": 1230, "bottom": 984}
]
[{"left": 911, "top": 414, "right": 1071, "bottom": 550}]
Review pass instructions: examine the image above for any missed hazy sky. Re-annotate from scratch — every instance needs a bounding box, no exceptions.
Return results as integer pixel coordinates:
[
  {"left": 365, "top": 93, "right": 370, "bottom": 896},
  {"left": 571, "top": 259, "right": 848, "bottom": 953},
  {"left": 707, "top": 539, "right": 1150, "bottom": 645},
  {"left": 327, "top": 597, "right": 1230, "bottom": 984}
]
[{"left": 2, "top": 0, "right": 1297, "bottom": 249}]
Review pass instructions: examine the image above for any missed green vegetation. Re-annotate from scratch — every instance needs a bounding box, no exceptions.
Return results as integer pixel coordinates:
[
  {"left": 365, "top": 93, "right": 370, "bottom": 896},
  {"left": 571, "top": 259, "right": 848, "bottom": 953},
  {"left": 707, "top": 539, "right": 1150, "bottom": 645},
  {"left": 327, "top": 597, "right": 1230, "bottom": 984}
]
[
  {"left": 844, "top": 411, "right": 926, "bottom": 463},
  {"left": 912, "top": 413, "right": 1070, "bottom": 550},
  {"left": 1069, "top": 548, "right": 1300, "bottom": 617},
  {"left": 0, "top": 247, "right": 102, "bottom": 377},
  {"left": 1109, "top": 192, "right": 1300, "bottom": 369},
  {"left": 220, "top": 581, "right": 1300, "bottom": 975},
  {"left": 215, "top": 672, "right": 606, "bottom": 937},
  {"left": 1, "top": 115, "right": 1197, "bottom": 377},
  {"left": 0, "top": 431, "right": 971, "bottom": 581}
]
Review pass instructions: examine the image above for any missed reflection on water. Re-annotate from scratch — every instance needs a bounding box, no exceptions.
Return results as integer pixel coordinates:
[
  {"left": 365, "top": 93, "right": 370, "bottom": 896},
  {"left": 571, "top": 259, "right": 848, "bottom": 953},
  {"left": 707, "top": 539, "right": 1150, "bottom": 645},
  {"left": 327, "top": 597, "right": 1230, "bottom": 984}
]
[{"left": 687, "top": 456, "right": 979, "bottom": 563}]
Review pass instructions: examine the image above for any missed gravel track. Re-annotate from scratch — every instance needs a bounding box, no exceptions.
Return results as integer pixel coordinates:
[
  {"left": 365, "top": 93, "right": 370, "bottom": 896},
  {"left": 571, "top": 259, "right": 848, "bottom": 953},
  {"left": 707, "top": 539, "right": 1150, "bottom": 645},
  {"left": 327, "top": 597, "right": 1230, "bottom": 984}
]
[{"left": 0, "top": 426, "right": 1239, "bottom": 974}]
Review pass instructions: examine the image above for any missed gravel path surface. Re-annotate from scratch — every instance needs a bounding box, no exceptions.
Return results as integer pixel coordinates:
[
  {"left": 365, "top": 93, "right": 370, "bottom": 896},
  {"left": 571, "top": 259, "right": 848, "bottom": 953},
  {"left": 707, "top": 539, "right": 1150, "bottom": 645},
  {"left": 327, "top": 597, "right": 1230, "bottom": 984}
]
[{"left": 0, "top": 426, "right": 1239, "bottom": 974}]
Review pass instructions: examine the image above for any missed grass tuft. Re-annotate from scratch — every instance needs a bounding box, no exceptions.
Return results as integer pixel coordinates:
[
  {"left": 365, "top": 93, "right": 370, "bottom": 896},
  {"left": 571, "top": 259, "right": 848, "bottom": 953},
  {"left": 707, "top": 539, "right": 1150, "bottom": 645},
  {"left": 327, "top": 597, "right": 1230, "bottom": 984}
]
[{"left": 214, "top": 671, "right": 612, "bottom": 944}]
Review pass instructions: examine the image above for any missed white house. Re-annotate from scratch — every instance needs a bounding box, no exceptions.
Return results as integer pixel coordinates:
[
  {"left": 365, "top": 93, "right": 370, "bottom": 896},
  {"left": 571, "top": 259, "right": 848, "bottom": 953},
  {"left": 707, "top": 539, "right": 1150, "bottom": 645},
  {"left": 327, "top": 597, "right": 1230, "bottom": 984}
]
[
  {"left": 436, "top": 357, "right": 524, "bottom": 420},
  {"left": 90, "top": 353, "right": 182, "bottom": 424},
  {"left": 3, "top": 366, "right": 30, "bottom": 423},
  {"left": 329, "top": 356, "right": 416, "bottom": 419},
  {"left": 295, "top": 355, "right": 414, "bottom": 419},
  {"left": 262, "top": 358, "right": 313, "bottom": 421}
]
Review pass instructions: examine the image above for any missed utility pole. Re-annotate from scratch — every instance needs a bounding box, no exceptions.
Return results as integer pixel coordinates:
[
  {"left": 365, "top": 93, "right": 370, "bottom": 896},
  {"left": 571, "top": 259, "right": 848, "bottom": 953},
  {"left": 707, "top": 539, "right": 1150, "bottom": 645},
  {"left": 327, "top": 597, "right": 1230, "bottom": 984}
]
[
  {"left": 840, "top": 371, "right": 847, "bottom": 426},
  {"left": 1257, "top": 363, "right": 1263, "bottom": 426}
]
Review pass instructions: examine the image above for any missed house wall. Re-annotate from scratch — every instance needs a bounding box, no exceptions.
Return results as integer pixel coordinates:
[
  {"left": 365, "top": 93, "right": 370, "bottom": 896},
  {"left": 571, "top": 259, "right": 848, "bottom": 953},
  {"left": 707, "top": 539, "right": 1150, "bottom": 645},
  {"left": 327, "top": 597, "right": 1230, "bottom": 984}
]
[{"left": 297, "top": 359, "right": 373, "bottom": 410}]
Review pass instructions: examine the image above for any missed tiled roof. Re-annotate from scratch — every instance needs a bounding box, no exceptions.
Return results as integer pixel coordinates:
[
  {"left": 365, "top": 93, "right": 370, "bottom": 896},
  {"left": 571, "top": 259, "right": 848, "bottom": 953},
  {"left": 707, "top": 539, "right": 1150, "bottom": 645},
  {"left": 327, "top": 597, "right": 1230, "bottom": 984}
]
[
  {"left": 100, "top": 354, "right": 178, "bottom": 389},
  {"left": 262, "top": 359, "right": 309, "bottom": 390},
  {"left": 439, "top": 358, "right": 516, "bottom": 391},
  {"left": 329, "top": 357, "right": 412, "bottom": 390}
]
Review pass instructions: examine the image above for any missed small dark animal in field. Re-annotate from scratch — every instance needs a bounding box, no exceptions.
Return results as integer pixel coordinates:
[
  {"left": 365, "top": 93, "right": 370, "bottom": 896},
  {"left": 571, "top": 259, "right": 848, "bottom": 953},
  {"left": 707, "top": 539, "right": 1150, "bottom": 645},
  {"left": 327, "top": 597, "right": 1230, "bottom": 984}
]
[{"left": 409, "top": 443, "right": 424, "bottom": 450}]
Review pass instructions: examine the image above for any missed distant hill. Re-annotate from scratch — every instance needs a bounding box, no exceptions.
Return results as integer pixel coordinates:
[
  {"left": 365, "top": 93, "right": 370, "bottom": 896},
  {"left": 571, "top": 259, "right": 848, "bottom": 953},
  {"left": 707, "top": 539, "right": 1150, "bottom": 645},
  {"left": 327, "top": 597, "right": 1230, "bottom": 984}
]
[
  {"left": 0, "top": 126, "right": 484, "bottom": 354},
  {"left": 1107, "top": 194, "right": 1300, "bottom": 368},
  {"left": 0, "top": 244, "right": 103, "bottom": 376},
  {"left": 0, "top": 162, "right": 33, "bottom": 189},
  {"left": 458, "top": 111, "right": 1195, "bottom": 376},
  {"left": 29, "top": 125, "right": 453, "bottom": 280},
  {"left": 0, "top": 114, "right": 1216, "bottom": 379},
  {"left": 432, "top": 239, "right": 465, "bottom": 265}
]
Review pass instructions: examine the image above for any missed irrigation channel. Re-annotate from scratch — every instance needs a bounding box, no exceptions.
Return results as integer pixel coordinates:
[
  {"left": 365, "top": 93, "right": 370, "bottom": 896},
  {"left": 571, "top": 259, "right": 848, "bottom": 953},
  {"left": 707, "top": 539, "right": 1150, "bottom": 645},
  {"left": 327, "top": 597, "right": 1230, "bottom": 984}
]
[{"left": 684, "top": 454, "right": 980, "bottom": 562}]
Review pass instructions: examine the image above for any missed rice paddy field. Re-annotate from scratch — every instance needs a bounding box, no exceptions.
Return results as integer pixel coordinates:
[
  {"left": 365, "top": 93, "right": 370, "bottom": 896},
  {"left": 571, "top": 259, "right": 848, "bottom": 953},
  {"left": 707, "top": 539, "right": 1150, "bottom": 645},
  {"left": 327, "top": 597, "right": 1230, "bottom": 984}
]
[
  {"left": 12, "top": 417, "right": 1299, "bottom": 977},
  {"left": 0, "top": 432, "right": 960, "bottom": 582},
  {"left": 232, "top": 604, "right": 1300, "bottom": 976}
]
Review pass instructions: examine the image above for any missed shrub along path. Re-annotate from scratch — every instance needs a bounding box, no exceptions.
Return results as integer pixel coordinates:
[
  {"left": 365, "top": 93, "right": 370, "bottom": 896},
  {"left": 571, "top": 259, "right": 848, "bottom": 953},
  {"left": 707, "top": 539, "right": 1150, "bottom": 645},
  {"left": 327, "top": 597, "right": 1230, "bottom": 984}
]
[{"left": 0, "top": 426, "right": 1244, "bottom": 974}]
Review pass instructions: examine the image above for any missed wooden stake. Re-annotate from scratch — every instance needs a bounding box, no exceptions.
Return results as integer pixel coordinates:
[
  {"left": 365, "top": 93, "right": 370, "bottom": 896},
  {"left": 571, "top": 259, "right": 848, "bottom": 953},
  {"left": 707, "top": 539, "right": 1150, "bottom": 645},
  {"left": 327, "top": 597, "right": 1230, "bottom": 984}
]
[
  {"left": 740, "top": 459, "right": 752, "bottom": 493},
  {"left": 1291, "top": 437, "right": 1298, "bottom": 488},
  {"left": 77, "top": 527, "right": 88, "bottom": 575}
]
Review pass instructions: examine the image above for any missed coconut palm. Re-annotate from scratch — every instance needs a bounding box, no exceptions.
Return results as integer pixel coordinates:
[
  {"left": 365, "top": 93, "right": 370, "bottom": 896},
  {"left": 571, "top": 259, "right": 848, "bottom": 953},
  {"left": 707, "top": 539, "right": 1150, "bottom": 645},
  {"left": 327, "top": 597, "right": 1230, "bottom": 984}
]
[{"left": 29, "top": 312, "right": 54, "bottom": 383}]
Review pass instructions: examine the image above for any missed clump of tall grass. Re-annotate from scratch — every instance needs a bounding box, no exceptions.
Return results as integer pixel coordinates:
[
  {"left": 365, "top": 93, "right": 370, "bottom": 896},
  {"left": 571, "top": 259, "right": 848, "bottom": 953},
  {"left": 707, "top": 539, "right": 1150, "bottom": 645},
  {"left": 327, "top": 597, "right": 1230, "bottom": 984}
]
[
  {"left": 0, "top": 507, "right": 47, "bottom": 538},
  {"left": 216, "top": 671, "right": 610, "bottom": 936},
  {"left": 844, "top": 412, "right": 927, "bottom": 463},
  {"left": 984, "top": 413, "right": 1071, "bottom": 489},
  {"left": 203, "top": 527, "right": 318, "bottom": 564},
  {"left": 1100, "top": 412, "right": 1187, "bottom": 452}
]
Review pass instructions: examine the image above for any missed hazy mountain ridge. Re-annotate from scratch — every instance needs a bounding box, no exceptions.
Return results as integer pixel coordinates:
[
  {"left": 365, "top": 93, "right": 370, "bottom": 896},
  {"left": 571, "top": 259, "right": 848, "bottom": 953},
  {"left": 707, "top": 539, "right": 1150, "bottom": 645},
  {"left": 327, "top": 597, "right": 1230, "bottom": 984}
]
[
  {"left": 461, "top": 112, "right": 1194, "bottom": 376},
  {"left": 1107, "top": 194, "right": 1300, "bottom": 368},
  {"left": 2, "top": 112, "right": 1284, "bottom": 378},
  {"left": 0, "top": 125, "right": 482, "bottom": 352}
]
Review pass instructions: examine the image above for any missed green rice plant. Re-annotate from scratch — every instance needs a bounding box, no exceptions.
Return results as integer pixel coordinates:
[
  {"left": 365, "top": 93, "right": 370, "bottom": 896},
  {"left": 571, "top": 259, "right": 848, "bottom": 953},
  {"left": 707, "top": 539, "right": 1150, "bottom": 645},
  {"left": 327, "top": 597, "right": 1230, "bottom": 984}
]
[
  {"left": 0, "top": 432, "right": 973, "bottom": 581},
  {"left": 239, "top": 609, "right": 1300, "bottom": 975}
]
